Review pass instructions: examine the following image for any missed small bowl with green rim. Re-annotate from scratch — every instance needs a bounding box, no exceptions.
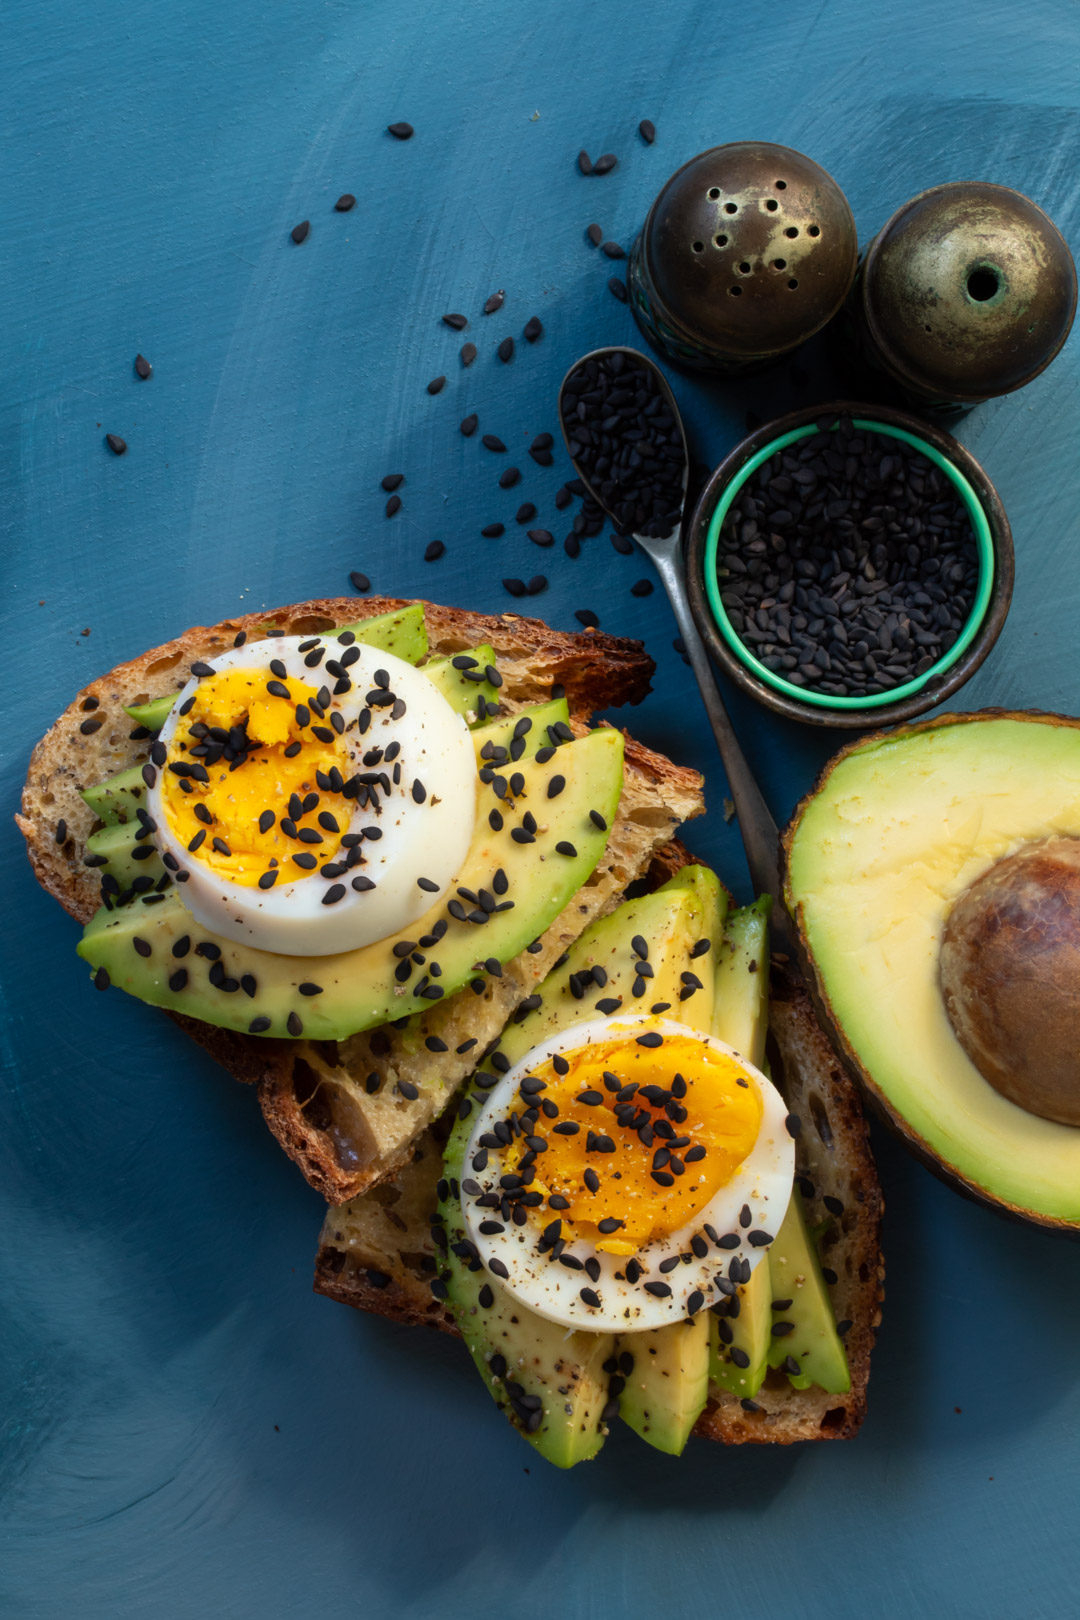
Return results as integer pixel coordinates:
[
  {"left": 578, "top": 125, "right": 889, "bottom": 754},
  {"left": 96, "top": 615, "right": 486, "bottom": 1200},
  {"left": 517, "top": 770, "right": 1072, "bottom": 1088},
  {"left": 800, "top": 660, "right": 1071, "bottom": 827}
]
[{"left": 684, "top": 399, "right": 1014, "bottom": 729}]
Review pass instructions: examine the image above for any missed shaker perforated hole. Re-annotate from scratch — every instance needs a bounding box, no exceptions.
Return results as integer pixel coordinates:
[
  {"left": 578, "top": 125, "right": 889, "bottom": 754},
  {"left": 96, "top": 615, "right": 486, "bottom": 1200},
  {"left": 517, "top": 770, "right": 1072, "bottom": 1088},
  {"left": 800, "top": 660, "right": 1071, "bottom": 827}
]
[
  {"left": 775, "top": 179, "right": 787, "bottom": 189},
  {"left": 967, "top": 267, "right": 1000, "bottom": 301},
  {"left": 707, "top": 187, "right": 721, "bottom": 200},
  {"left": 724, "top": 202, "right": 738, "bottom": 214},
  {"left": 765, "top": 198, "right": 779, "bottom": 211},
  {"left": 808, "top": 224, "right": 820, "bottom": 237},
  {"left": 692, "top": 241, "right": 705, "bottom": 253},
  {"left": 737, "top": 261, "right": 751, "bottom": 275},
  {"left": 773, "top": 258, "right": 787, "bottom": 270},
  {"left": 784, "top": 226, "right": 799, "bottom": 238},
  {"left": 714, "top": 234, "right": 729, "bottom": 248},
  {"left": 729, "top": 285, "right": 742, "bottom": 296},
  {"left": 787, "top": 279, "right": 799, "bottom": 290}
]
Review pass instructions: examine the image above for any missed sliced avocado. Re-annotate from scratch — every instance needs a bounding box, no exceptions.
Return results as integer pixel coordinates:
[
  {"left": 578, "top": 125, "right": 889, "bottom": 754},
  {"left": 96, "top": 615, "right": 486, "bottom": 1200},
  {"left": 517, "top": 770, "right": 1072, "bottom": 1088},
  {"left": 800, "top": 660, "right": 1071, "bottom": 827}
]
[
  {"left": 85, "top": 820, "right": 164, "bottom": 891},
  {"left": 437, "top": 1109, "right": 614, "bottom": 1469},
  {"left": 124, "top": 693, "right": 176, "bottom": 732},
  {"left": 421, "top": 645, "right": 499, "bottom": 721},
  {"left": 766, "top": 1191, "right": 850, "bottom": 1394},
  {"left": 663, "top": 863, "right": 727, "bottom": 977},
  {"left": 438, "top": 868, "right": 722, "bottom": 1466},
  {"left": 711, "top": 897, "right": 770, "bottom": 1068},
  {"left": 707, "top": 901, "right": 773, "bottom": 1400},
  {"left": 498, "top": 871, "right": 718, "bottom": 1063},
  {"left": 785, "top": 712, "right": 1080, "bottom": 1227},
  {"left": 76, "top": 727, "right": 623, "bottom": 1040},
  {"left": 81, "top": 764, "right": 149, "bottom": 827},
  {"left": 121, "top": 604, "right": 430, "bottom": 733},
  {"left": 709, "top": 1250, "right": 771, "bottom": 1399},
  {"left": 335, "top": 602, "right": 428, "bottom": 662},
  {"left": 618, "top": 1316, "right": 711, "bottom": 1456},
  {"left": 471, "top": 698, "right": 570, "bottom": 764},
  {"left": 608, "top": 869, "right": 723, "bottom": 1452}
]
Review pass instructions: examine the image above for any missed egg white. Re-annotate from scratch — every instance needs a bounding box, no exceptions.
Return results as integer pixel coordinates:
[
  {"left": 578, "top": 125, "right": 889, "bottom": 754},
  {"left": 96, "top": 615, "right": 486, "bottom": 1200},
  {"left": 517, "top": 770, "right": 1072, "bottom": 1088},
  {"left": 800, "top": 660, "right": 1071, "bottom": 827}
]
[
  {"left": 461, "top": 1014, "right": 795, "bottom": 1333},
  {"left": 147, "top": 636, "right": 477, "bottom": 956}
]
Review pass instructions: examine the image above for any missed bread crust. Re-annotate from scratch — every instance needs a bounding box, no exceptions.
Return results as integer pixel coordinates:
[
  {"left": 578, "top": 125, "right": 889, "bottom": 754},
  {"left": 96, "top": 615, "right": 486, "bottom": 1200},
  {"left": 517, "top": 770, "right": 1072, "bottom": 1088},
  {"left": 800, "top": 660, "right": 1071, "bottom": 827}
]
[
  {"left": 17, "top": 596, "right": 707, "bottom": 1202},
  {"left": 314, "top": 957, "right": 884, "bottom": 1448}
]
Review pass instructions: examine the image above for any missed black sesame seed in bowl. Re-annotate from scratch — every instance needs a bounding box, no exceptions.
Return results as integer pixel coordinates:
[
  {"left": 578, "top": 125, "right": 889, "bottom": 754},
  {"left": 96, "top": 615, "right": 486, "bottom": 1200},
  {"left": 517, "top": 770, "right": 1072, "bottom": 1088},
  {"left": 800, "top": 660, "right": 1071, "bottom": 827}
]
[{"left": 684, "top": 402, "right": 1014, "bottom": 729}]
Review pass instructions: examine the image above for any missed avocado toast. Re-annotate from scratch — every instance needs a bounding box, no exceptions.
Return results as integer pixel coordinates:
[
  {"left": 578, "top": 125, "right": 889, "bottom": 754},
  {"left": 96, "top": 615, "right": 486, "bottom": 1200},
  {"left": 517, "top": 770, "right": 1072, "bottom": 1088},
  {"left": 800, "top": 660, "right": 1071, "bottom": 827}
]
[
  {"left": 316, "top": 856, "right": 884, "bottom": 1462},
  {"left": 19, "top": 596, "right": 706, "bottom": 1201}
]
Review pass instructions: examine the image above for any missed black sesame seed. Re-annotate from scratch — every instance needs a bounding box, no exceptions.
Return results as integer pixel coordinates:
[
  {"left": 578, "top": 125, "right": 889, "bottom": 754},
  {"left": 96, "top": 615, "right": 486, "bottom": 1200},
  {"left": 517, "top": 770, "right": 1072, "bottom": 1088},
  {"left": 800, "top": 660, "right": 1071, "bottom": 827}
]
[
  {"left": 497, "top": 337, "right": 514, "bottom": 363},
  {"left": 578, "top": 150, "right": 593, "bottom": 174},
  {"left": 498, "top": 467, "right": 521, "bottom": 489},
  {"left": 387, "top": 122, "right": 414, "bottom": 139},
  {"left": 134, "top": 353, "right": 152, "bottom": 378},
  {"left": 601, "top": 240, "right": 625, "bottom": 259},
  {"left": 442, "top": 312, "right": 468, "bottom": 330},
  {"left": 630, "top": 578, "right": 654, "bottom": 598},
  {"left": 424, "top": 541, "right": 445, "bottom": 562},
  {"left": 426, "top": 375, "right": 446, "bottom": 396},
  {"left": 608, "top": 277, "right": 628, "bottom": 303},
  {"left": 523, "top": 317, "right": 543, "bottom": 343},
  {"left": 593, "top": 152, "right": 617, "bottom": 174},
  {"left": 385, "top": 494, "right": 402, "bottom": 517},
  {"left": 639, "top": 119, "right": 656, "bottom": 143},
  {"left": 460, "top": 414, "right": 478, "bottom": 437},
  {"left": 290, "top": 220, "right": 310, "bottom": 244},
  {"left": 483, "top": 290, "right": 505, "bottom": 314},
  {"left": 334, "top": 193, "right": 356, "bottom": 211},
  {"left": 460, "top": 342, "right": 477, "bottom": 366},
  {"left": 349, "top": 571, "right": 371, "bottom": 593},
  {"left": 525, "top": 575, "right": 547, "bottom": 596},
  {"left": 502, "top": 578, "right": 526, "bottom": 598}
]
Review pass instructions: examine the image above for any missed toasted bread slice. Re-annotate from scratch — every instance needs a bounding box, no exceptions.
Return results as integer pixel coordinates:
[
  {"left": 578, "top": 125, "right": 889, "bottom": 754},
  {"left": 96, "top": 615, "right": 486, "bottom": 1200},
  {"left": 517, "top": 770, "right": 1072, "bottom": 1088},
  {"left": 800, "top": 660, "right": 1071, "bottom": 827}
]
[
  {"left": 315, "top": 947, "right": 884, "bottom": 1447},
  {"left": 18, "top": 597, "right": 704, "bottom": 1202}
]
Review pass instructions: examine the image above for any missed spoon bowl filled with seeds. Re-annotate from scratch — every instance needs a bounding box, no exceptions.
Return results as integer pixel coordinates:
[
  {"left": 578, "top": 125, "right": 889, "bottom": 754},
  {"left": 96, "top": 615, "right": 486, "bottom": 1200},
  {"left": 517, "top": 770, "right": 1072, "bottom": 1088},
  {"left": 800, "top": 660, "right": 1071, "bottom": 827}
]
[{"left": 685, "top": 402, "right": 1014, "bottom": 729}]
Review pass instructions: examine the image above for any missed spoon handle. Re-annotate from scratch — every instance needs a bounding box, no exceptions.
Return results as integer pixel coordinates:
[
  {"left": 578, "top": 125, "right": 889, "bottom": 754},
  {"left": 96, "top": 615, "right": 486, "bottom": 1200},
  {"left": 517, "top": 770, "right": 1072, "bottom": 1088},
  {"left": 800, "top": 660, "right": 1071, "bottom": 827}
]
[{"left": 646, "top": 541, "right": 796, "bottom": 953}]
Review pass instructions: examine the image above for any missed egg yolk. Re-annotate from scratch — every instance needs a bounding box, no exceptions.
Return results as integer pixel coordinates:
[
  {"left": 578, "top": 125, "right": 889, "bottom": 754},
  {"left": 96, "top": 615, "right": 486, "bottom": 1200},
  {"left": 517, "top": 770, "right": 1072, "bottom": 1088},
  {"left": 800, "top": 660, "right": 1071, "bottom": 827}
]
[
  {"left": 160, "top": 668, "right": 351, "bottom": 888},
  {"left": 509, "top": 1033, "right": 763, "bottom": 1257}
]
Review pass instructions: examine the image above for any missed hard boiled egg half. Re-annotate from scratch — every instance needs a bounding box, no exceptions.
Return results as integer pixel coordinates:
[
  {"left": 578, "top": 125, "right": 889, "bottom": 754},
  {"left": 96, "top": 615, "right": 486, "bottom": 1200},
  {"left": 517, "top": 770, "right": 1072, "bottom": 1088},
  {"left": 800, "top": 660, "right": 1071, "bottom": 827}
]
[
  {"left": 146, "top": 634, "right": 476, "bottom": 955},
  {"left": 461, "top": 1014, "right": 795, "bottom": 1332}
]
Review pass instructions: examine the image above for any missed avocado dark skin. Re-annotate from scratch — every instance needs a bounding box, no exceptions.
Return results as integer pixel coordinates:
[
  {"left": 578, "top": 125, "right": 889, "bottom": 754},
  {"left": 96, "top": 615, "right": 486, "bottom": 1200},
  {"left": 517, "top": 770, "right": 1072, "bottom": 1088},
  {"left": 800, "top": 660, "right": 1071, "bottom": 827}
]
[{"left": 940, "top": 835, "right": 1080, "bottom": 1127}]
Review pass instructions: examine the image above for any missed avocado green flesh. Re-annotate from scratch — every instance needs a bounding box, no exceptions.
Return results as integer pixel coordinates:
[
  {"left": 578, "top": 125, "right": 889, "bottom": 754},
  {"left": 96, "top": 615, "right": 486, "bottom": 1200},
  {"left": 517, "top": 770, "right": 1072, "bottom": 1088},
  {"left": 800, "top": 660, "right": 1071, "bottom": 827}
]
[
  {"left": 619, "top": 1317, "right": 711, "bottom": 1455},
  {"left": 76, "top": 727, "right": 623, "bottom": 1040},
  {"left": 709, "top": 1249, "right": 772, "bottom": 1399},
  {"left": 421, "top": 645, "right": 499, "bottom": 719},
  {"left": 787, "top": 715, "right": 1080, "bottom": 1222},
  {"left": 85, "top": 821, "right": 164, "bottom": 890},
  {"left": 438, "top": 873, "right": 721, "bottom": 1466},
  {"left": 439, "top": 1103, "right": 614, "bottom": 1469},
  {"left": 82, "top": 764, "right": 149, "bottom": 827},
  {"left": 766, "top": 1192, "right": 850, "bottom": 1393},
  {"left": 498, "top": 871, "right": 723, "bottom": 1066},
  {"left": 471, "top": 698, "right": 570, "bottom": 763},
  {"left": 121, "top": 603, "right": 430, "bottom": 732},
  {"left": 711, "top": 896, "right": 770, "bottom": 1069},
  {"left": 707, "top": 900, "right": 774, "bottom": 1400},
  {"left": 123, "top": 693, "right": 177, "bottom": 733},
  {"left": 610, "top": 873, "right": 721, "bottom": 1453}
]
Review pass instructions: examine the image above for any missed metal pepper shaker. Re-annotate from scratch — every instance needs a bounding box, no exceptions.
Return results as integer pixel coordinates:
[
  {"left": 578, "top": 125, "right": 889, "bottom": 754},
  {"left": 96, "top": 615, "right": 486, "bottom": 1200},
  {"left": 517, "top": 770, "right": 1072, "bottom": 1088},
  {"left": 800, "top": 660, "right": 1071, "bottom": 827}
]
[
  {"left": 846, "top": 181, "right": 1077, "bottom": 413},
  {"left": 627, "top": 142, "right": 858, "bottom": 375}
]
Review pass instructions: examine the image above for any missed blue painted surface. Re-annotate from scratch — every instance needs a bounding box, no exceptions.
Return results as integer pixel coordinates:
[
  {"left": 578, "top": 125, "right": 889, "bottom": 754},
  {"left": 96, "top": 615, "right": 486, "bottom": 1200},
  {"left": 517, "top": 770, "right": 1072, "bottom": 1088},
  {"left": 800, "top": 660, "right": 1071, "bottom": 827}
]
[{"left": 3, "top": 2, "right": 1079, "bottom": 1615}]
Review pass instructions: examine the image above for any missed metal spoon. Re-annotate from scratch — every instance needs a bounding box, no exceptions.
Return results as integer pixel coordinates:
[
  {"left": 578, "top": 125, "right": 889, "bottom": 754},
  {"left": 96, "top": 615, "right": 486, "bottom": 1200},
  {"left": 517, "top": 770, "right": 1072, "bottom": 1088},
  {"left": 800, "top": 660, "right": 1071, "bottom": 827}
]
[{"left": 558, "top": 345, "right": 795, "bottom": 954}]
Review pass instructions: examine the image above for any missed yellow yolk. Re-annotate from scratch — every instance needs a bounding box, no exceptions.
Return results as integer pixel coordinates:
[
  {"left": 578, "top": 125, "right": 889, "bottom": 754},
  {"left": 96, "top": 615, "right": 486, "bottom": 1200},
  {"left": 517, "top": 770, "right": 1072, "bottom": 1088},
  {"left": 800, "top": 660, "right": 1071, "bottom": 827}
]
[
  {"left": 160, "top": 668, "right": 350, "bottom": 887},
  {"left": 511, "top": 1034, "right": 763, "bottom": 1256}
]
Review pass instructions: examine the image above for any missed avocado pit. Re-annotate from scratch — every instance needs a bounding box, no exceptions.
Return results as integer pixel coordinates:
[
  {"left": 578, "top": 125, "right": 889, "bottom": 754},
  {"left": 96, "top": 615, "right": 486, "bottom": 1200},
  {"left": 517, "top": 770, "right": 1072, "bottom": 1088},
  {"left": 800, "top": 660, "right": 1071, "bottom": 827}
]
[{"left": 940, "top": 836, "right": 1080, "bottom": 1126}]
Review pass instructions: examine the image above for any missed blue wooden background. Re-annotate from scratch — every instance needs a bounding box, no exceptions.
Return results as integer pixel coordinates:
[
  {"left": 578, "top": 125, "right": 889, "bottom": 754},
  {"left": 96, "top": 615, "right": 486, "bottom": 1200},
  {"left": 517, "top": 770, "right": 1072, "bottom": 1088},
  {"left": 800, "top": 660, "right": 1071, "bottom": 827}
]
[{"left": 3, "top": 2, "right": 1078, "bottom": 1616}]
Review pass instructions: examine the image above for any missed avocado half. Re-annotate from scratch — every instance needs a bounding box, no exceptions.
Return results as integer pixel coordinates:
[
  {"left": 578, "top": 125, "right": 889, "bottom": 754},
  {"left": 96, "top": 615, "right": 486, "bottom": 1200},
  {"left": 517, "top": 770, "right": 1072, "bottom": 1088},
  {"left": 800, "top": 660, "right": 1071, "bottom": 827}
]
[{"left": 783, "top": 710, "right": 1080, "bottom": 1232}]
